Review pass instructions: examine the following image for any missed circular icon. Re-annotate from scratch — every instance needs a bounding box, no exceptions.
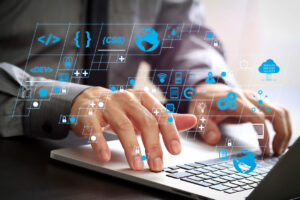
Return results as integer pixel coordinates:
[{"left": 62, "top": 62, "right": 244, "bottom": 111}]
[
  {"left": 217, "top": 98, "right": 228, "bottom": 110},
  {"left": 184, "top": 87, "right": 195, "bottom": 99},
  {"left": 251, "top": 107, "right": 256, "bottom": 112},
  {"left": 265, "top": 107, "right": 270, "bottom": 112},
  {"left": 136, "top": 27, "right": 160, "bottom": 52},
  {"left": 229, "top": 102, "right": 237, "bottom": 110},
  {"left": 233, "top": 150, "right": 256, "bottom": 174},
  {"left": 227, "top": 92, "right": 237, "bottom": 101}
]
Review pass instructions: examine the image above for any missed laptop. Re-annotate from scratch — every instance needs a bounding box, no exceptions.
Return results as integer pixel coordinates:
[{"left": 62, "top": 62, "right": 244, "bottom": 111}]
[{"left": 50, "top": 125, "right": 300, "bottom": 200}]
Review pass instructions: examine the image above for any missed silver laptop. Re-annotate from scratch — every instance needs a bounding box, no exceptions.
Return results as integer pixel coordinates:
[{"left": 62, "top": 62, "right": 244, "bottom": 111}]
[{"left": 50, "top": 124, "right": 298, "bottom": 200}]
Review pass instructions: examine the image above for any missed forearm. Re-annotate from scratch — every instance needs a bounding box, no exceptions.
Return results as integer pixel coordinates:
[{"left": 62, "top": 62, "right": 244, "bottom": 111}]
[{"left": 0, "top": 62, "right": 90, "bottom": 139}]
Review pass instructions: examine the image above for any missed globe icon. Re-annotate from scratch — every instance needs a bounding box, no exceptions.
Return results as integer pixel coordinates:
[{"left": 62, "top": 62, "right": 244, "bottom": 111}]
[
  {"left": 233, "top": 150, "right": 257, "bottom": 174},
  {"left": 136, "top": 27, "right": 160, "bottom": 52}
]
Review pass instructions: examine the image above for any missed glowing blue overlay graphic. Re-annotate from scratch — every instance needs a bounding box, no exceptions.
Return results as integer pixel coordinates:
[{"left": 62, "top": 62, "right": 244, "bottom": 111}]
[
  {"left": 217, "top": 92, "right": 237, "bottom": 110},
  {"left": 233, "top": 150, "right": 257, "bottom": 174},
  {"left": 74, "top": 31, "right": 91, "bottom": 48},
  {"left": 205, "top": 72, "right": 216, "bottom": 83},
  {"left": 37, "top": 33, "right": 60, "bottom": 46},
  {"left": 30, "top": 66, "right": 53, "bottom": 73},
  {"left": 252, "top": 90, "right": 270, "bottom": 112},
  {"left": 136, "top": 27, "right": 160, "bottom": 52},
  {"left": 259, "top": 59, "right": 280, "bottom": 81},
  {"left": 219, "top": 149, "right": 227, "bottom": 160}
]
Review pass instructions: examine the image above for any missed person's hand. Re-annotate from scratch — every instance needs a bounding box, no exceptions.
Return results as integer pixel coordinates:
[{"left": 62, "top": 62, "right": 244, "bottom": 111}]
[
  {"left": 70, "top": 87, "right": 197, "bottom": 171},
  {"left": 189, "top": 83, "right": 292, "bottom": 155}
]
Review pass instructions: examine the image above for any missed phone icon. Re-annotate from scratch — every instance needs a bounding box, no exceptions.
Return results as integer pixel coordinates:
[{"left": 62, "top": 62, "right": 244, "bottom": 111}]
[{"left": 175, "top": 72, "right": 182, "bottom": 84}]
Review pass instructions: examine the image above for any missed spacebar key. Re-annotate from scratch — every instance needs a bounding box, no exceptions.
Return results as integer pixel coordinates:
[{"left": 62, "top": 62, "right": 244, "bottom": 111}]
[{"left": 167, "top": 171, "right": 193, "bottom": 179}]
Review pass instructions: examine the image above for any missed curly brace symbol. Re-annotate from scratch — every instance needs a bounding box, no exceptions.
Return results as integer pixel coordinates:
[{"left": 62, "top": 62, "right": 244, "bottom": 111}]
[{"left": 74, "top": 31, "right": 91, "bottom": 48}]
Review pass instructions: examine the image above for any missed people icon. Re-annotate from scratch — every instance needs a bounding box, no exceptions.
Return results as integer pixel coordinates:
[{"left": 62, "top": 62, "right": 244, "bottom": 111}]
[{"left": 205, "top": 72, "right": 216, "bottom": 83}]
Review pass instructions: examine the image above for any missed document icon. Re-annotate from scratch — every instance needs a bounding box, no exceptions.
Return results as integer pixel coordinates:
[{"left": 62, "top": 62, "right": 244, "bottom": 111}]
[{"left": 170, "top": 87, "right": 179, "bottom": 99}]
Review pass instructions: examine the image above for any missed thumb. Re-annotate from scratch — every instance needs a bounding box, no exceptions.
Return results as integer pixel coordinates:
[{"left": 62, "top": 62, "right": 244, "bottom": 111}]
[
  {"left": 200, "top": 118, "right": 221, "bottom": 145},
  {"left": 173, "top": 113, "right": 197, "bottom": 131}
]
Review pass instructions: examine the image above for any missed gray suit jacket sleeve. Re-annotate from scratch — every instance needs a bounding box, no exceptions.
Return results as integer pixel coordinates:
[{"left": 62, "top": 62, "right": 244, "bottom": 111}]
[{"left": 0, "top": 62, "right": 90, "bottom": 138}]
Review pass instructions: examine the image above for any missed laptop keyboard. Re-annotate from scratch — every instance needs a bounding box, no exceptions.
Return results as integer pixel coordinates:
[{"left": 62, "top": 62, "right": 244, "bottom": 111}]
[{"left": 164, "top": 156, "right": 279, "bottom": 194}]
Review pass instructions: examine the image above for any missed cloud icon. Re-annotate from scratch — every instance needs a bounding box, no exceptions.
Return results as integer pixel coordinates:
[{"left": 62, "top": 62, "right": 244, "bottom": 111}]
[{"left": 258, "top": 59, "right": 280, "bottom": 74}]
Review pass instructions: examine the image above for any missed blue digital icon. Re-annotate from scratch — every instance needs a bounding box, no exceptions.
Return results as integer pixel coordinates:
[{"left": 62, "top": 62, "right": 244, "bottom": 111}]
[
  {"left": 166, "top": 103, "right": 175, "bottom": 113},
  {"left": 233, "top": 150, "right": 256, "bottom": 174},
  {"left": 39, "top": 88, "right": 47, "bottom": 97},
  {"left": 205, "top": 72, "right": 216, "bottom": 83},
  {"left": 136, "top": 27, "right": 160, "bottom": 52},
  {"left": 184, "top": 87, "right": 195, "bottom": 99},
  {"left": 129, "top": 79, "right": 135, "bottom": 85},
  {"left": 69, "top": 117, "right": 76, "bottom": 124},
  {"left": 251, "top": 90, "right": 270, "bottom": 113},
  {"left": 217, "top": 92, "right": 237, "bottom": 110},
  {"left": 170, "top": 87, "right": 179, "bottom": 99},
  {"left": 157, "top": 73, "right": 167, "bottom": 83},
  {"left": 74, "top": 31, "right": 91, "bottom": 48},
  {"left": 175, "top": 72, "right": 182, "bottom": 84},
  {"left": 110, "top": 86, "right": 117, "bottom": 92},
  {"left": 141, "top": 155, "right": 147, "bottom": 161},
  {"left": 58, "top": 73, "right": 69, "bottom": 82},
  {"left": 221, "top": 71, "right": 226, "bottom": 77},
  {"left": 29, "top": 66, "right": 53, "bottom": 73},
  {"left": 53, "top": 87, "right": 60, "bottom": 93},
  {"left": 168, "top": 117, "right": 173, "bottom": 123},
  {"left": 258, "top": 59, "right": 280, "bottom": 81},
  {"left": 219, "top": 149, "right": 228, "bottom": 160},
  {"left": 63, "top": 56, "right": 73, "bottom": 68},
  {"left": 206, "top": 32, "right": 213, "bottom": 39},
  {"left": 38, "top": 34, "right": 60, "bottom": 46},
  {"left": 167, "top": 26, "right": 180, "bottom": 38}
]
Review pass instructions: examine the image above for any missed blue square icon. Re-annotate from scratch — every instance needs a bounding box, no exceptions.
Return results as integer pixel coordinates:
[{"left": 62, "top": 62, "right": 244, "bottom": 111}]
[{"left": 39, "top": 88, "right": 47, "bottom": 97}]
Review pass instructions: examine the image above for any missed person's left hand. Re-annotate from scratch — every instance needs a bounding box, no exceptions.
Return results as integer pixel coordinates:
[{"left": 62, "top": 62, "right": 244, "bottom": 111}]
[{"left": 188, "top": 83, "right": 292, "bottom": 155}]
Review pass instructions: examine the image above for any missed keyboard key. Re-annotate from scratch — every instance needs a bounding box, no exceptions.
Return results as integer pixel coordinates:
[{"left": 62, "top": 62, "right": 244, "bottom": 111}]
[
  {"left": 165, "top": 170, "right": 178, "bottom": 173},
  {"left": 242, "top": 185, "right": 253, "bottom": 190},
  {"left": 237, "top": 173, "right": 251, "bottom": 178},
  {"left": 188, "top": 176, "right": 203, "bottom": 181},
  {"left": 187, "top": 170, "right": 202, "bottom": 175},
  {"left": 229, "top": 174, "right": 243, "bottom": 180},
  {"left": 233, "top": 187, "right": 244, "bottom": 192},
  {"left": 221, "top": 169, "right": 235, "bottom": 175},
  {"left": 177, "top": 164, "right": 194, "bottom": 170},
  {"left": 213, "top": 177, "right": 227, "bottom": 183},
  {"left": 167, "top": 171, "right": 193, "bottom": 179},
  {"left": 181, "top": 178, "right": 212, "bottom": 187},
  {"left": 185, "top": 163, "right": 205, "bottom": 168},
  {"left": 210, "top": 184, "right": 230, "bottom": 191},
  {"left": 221, "top": 176, "right": 235, "bottom": 181},
  {"left": 195, "top": 168, "right": 209, "bottom": 173},
  {"left": 205, "top": 172, "right": 220, "bottom": 178},
  {"left": 250, "top": 183, "right": 258, "bottom": 188},
  {"left": 247, "top": 177, "right": 260, "bottom": 183},
  {"left": 254, "top": 175, "right": 264, "bottom": 180},
  {"left": 223, "top": 182, "right": 238, "bottom": 188},
  {"left": 240, "top": 179, "right": 253, "bottom": 184},
  {"left": 197, "top": 174, "right": 211, "bottom": 179},
  {"left": 205, "top": 179, "right": 220, "bottom": 185},
  {"left": 224, "top": 188, "right": 237, "bottom": 194},
  {"left": 214, "top": 171, "right": 227, "bottom": 176},
  {"left": 168, "top": 166, "right": 180, "bottom": 170},
  {"left": 203, "top": 166, "right": 218, "bottom": 171},
  {"left": 231, "top": 181, "right": 246, "bottom": 186}
]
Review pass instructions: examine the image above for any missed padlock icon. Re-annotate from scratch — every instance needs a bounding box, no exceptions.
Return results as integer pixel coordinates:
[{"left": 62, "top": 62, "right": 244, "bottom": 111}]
[
  {"left": 213, "top": 40, "right": 219, "bottom": 47},
  {"left": 62, "top": 115, "right": 67, "bottom": 123},
  {"left": 227, "top": 139, "right": 232, "bottom": 147},
  {"left": 63, "top": 56, "right": 73, "bottom": 68}
]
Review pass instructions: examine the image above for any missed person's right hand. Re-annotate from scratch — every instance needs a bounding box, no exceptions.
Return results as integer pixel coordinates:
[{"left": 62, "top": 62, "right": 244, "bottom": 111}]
[{"left": 70, "top": 87, "right": 197, "bottom": 171}]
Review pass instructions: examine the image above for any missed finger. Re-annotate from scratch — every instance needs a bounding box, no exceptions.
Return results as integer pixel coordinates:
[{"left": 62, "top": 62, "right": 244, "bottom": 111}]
[
  {"left": 75, "top": 110, "right": 111, "bottom": 162},
  {"left": 103, "top": 99, "right": 144, "bottom": 171},
  {"left": 200, "top": 118, "right": 222, "bottom": 145},
  {"left": 134, "top": 90, "right": 181, "bottom": 157},
  {"left": 245, "top": 91, "right": 289, "bottom": 155},
  {"left": 173, "top": 113, "right": 197, "bottom": 131},
  {"left": 118, "top": 91, "right": 164, "bottom": 171}
]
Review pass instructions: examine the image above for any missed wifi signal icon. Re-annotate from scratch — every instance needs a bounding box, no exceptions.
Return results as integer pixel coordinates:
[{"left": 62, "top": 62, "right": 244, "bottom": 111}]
[{"left": 157, "top": 73, "right": 167, "bottom": 83}]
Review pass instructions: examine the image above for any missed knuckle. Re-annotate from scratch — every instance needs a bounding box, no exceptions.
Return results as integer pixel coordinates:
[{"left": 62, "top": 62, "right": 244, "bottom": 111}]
[
  {"left": 144, "top": 115, "right": 158, "bottom": 128},
  {"left": 148, "top": 143, "right": 162, "bottom": 154},
  {"left": 114, "top": 119, "right": 133, "bottom": 131}
]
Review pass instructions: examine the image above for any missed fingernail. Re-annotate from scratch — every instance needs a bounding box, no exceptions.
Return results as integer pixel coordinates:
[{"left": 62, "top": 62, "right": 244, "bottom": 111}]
[
  {"left": 278, "top": 145, "right": 285, "bottom": 155},
  {"left": 152, "top": 157, "right": 163, "bottom": 171},
  {"left": 133, "top": 156, "right": 144, "bottom": 170},
  {"left": 204, "top": 131, "right": 217, "bottom": 142},
  {"left": 170, "top": 140, "right": 181, "bottom": 154},
  {"left": 100, "top": 149, "right": 109, "bottom": 161}
]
